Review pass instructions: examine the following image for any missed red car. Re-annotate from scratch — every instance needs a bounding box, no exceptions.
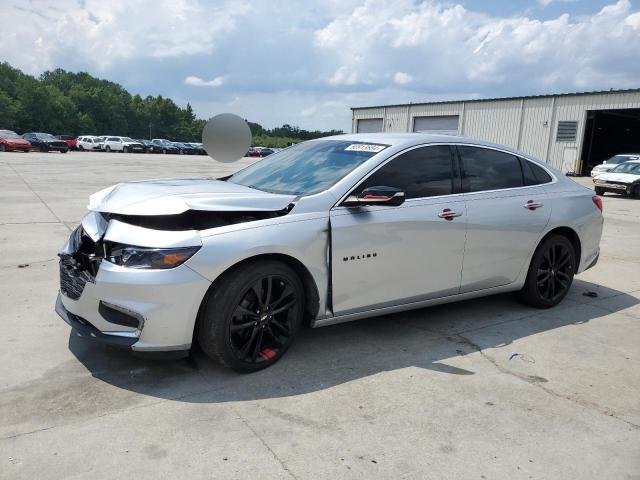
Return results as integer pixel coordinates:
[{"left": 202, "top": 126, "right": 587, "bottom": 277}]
[
  {"left": 56, "top": 135, "right": 77, "bottom": 150},
  {"left": 247, "top": 147, "right": 275, "bottom": 157},
  {"left": 0, "top": 130, "right": 31, "bottom": 152}
]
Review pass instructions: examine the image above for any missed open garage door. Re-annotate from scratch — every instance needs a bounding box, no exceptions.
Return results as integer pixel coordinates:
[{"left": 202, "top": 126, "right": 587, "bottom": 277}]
[
  {"left": 413, "top": 115, "right": 459, "bottom": 135},
  {"left": 580, "top": 108, "right": 640, "bottom": 174},
  {"left": 356, "top": 118, "right": 383, "bottom": 133}
]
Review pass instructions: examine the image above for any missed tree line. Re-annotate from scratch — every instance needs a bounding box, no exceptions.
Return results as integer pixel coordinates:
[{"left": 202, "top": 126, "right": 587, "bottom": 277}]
[{"left": 0, "top": 62, "right": 342, "bottom": 144}]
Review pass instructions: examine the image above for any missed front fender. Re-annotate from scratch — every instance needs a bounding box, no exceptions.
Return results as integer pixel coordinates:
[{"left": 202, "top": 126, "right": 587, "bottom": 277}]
[{"left": 185, "top": 216, "right": 331, "bottom": 316}]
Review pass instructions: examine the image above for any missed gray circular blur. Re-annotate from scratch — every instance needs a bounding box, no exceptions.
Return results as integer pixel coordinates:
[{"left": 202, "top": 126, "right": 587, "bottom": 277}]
[{"left": 202, "top": 113, "right": 251, "bottom": 163}]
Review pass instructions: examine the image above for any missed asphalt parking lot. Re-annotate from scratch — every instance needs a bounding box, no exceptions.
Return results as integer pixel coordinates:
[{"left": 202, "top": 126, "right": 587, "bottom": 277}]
[{"left": 1, "top": 150, "right": 639, "bottom": 479}]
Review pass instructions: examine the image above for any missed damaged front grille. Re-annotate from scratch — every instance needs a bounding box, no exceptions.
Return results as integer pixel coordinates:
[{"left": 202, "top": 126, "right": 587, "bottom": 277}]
[{"left": 59, "top": 226, "right": 104, "bottom": 300}]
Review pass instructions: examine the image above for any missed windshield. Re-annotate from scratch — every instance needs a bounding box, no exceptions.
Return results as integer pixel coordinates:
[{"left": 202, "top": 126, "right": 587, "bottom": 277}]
[
  {"left": 0, "top": 132, "right": 21, "bottom": 139},
  {"left": 610, "top": 162, "right": 640, "bottom": 174},
  {"left": 228, "top": 140, "right": 388, "bottom": 195},
  {"left": 122, "top": 137, "right": 134, "bottom": 142},
  {"left": 606, "top": 155, "right": 638, "bottom": 165},
  {"left": 37, "top": 133, "right": 56, "bottom": 140}
]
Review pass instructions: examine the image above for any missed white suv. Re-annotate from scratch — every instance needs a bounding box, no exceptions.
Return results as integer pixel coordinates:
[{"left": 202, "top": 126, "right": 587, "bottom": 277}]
[
  {"left": 77, "top": 136, "right": 103, "bottom": 151},
  {"left": 103, "top": 136, "right": 145, "bottom": 153}
]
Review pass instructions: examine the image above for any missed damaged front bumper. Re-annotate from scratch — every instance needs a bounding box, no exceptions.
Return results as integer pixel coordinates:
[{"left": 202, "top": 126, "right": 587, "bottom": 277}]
[{"left": 56, "top": 215, "right": 212, "bottom": 353}]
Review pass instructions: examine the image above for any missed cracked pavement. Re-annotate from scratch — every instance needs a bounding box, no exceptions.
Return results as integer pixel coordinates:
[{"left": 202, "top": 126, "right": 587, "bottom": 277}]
[{"left": 1, "top": 151, "right": 639, "bottom": 479}]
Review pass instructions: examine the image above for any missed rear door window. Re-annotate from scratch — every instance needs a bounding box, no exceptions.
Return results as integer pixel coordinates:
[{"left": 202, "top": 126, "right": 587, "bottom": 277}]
[
  {"left": 458, "top": 146, "right": 523, "bottom": 193},
  {"left": 521, "top": 158, "right": 552, "bottom": 185}
]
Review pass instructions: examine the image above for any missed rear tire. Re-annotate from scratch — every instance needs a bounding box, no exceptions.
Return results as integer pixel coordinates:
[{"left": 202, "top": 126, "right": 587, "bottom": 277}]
[
  {"left": 198, "top": 260, "right": 305, "bottom": 373},
  {"left": 633, "top": 184, "right": 640, "bottom": 199},
  {"left": 517, "top": 234, "right": 576, "bottom": 309},
  {"left": 594, "top": 187, "right": 604, "bottom": 196},
  {"left": 61, "top": 149, "right": 68, "bottom": 154}
]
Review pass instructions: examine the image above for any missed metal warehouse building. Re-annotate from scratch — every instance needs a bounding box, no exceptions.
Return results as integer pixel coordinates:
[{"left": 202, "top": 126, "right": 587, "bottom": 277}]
[{"left": 351, "top": 89, "right": 640, "bottom": 175}]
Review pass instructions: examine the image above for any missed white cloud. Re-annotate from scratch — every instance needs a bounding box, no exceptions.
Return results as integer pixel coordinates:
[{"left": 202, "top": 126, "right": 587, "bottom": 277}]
[
  {"left": 314, "top": 0, "right": 640, "bottom": 91},
  {"left": 0, "top": 0, "right": 249, "bottom": 72},
  {"left": 393, "top": 72, "right": 413, "bottom": 85},
  {"left": 328, "top": 66, "right": 360, "bottom": 86},
  {"left": 184, "top": 75, "right": 225, "bottom": 87},
  {"left": 1, "top": 0, "right": 639, "bottom": 132}
]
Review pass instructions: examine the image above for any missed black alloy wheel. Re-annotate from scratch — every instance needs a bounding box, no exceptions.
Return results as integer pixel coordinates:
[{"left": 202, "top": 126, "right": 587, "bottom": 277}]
[
  {"left": 535, "top": 243, "right": 573, "bottom": 303},
  {"left": 198, "top": 260, "right": 304, "bottom": 372},
  {"left": 518, "top": 234, "right": 575, "bottom": 308},
  {"left": 229, "top": 274, "right": 297, "bottom": 364}
]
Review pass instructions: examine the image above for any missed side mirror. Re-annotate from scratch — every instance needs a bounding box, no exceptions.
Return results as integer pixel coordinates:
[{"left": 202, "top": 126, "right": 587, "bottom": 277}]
[{"left": 343, "top": 186, "right": 406, "bottom": 208}]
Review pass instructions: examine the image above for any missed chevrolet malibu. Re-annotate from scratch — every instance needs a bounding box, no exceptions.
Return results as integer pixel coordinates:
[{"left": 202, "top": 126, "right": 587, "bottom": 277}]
[{"left": 56, "top": 134, "right": 603, "bottom": 372}]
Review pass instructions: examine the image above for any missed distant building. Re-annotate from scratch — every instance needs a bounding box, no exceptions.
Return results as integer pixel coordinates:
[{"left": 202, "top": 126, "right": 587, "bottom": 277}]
[{"left": 351, "top": 89, "right": 640, "bottom": 174}]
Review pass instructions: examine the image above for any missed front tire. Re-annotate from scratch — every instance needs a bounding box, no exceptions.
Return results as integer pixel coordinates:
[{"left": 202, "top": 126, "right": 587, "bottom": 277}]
[
  {"left": 0, "top": 144, "right": 5, "bottom": 152},
  {"left": 123, "top": 146, "right": 129, "bottom": 153},
  {"left": 198, "top": 260, "right": 305, "bottom": 373},
  {"left": 517, "top": 234, "right": 576, "bottom": 308},
  {"left": 105, "top": 146, "right": 111, "bottom": 152}
]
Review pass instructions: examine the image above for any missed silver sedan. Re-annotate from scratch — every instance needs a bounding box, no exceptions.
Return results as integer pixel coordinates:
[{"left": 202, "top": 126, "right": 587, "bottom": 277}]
[{"left": 56, "top": 133, "right": 603, "bottom": 372}]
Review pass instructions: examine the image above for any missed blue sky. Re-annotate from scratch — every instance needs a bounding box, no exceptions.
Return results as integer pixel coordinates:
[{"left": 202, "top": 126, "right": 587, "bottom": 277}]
[{"left": 2, "top": 0, "right": 639, "bottom": 132}]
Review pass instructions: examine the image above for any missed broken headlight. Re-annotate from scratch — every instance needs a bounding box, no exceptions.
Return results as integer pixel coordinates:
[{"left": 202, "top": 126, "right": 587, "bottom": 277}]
[{"left": 106, "top": 243, "right": 200, "bottom": 269}]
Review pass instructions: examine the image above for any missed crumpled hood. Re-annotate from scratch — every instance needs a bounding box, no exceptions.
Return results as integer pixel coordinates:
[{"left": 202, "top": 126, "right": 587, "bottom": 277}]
[
  {"left": 596, "top": 172, "right": 640, "bottom": 183},
  {"left": 88, "top": 178, "right": 297, "bottom": 215}
]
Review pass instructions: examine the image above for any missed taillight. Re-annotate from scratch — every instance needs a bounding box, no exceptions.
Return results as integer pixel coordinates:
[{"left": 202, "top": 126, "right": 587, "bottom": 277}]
[{"left": 592, "top": 195, "right": 603, "bottom": 212}]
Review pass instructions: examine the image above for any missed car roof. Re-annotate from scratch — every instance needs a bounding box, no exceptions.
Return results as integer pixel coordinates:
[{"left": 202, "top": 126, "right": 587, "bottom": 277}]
[{"left": 318, "top": 132, "right": 538, "bottom": 159}]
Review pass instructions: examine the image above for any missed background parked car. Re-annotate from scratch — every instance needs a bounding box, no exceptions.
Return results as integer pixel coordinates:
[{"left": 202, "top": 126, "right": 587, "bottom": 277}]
[
  {"left": 593, "top": 160, "right": 640, "bottom": 197},
  {"left": 103, "top": 136, "right": 145, "bottom": 153},
  {"left": 77, "top": 136, "right": 103, "bottom": 151},
  {"left": 590, "top": 153, "right": 640, "bottom": 177},
  {"left": 22, "top": 132, "right": 68, "bottom": 153},
  {"left": 247, "top": 147, "right": 269, "bottom": 157},
  {"left": 135, "top": 139, "right": 161, "bottom": 153},
  {"left": 0, "top": 130, "right": 31, "bottom": 152},
  {"left": 185, "top": 142, "right": 206, "bottom": 155},
  {"left": 151, "top": 139, "right": 180, "bottom": 154},
  {"left": 172, "top": 142, "right": 197, "bottom": 154},
  {"left": 56, "top": 135, "right": 77, "bottom": 150}
]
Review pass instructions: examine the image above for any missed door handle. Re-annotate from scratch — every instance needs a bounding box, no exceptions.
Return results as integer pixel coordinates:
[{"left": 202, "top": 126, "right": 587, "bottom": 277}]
[
  {"left": 438, "top": 208, "right": 462, "bottom": 220},
  {"left": 523, "top": 200, "right": 543, "bottom": 210}
]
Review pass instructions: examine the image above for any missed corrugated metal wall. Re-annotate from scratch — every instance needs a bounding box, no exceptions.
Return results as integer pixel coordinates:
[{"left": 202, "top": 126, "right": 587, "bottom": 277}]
[{"left": 352, "top": 91, "right": 640, "bottom": 171}]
